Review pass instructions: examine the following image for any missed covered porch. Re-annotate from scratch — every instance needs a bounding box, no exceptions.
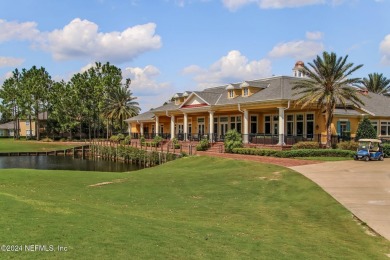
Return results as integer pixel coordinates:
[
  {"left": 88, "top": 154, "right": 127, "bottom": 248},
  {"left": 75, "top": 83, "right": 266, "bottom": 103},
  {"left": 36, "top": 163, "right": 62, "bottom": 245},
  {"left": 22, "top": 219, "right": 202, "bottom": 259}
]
[{"left": 127, "top": 104, "right": 324, "bottom": 146}]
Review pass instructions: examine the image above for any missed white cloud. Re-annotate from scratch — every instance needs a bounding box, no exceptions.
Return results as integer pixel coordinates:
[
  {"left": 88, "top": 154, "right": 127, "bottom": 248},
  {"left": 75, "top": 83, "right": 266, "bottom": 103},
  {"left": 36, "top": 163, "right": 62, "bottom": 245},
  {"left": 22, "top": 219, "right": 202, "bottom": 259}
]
[
  {"left": 305, "top": 31, "right": 324, "bottom": 40},
  {"left": 222, "top": 0, "right": 329, "bottom": 10},
  {"left": 222, "top": 0, "right": 255, "bottom": 11},
  {"left": 268, "top": 32, "right": 324, "bottom": 60},
  {"left": 122, "top": 65, "right": 173, "bottom": 111},
  {"left": 380, "top": 34, "right": 390, "bottom": 65},
  {"left": 183, "top": 50, "right": 272, "bottom": 89},
  {"left": 43, "top": 18, "right": 161, "bottom": 62},
  {"left": 0, "top": 18, "right": 162, "bottom": 63},
  {"left": 259, "top": 0, "right": 325, "bottom": 8},
  {"left": 0, "top": 57, "right": 24, "bottom": 68},
  {"left": 0, "top": 19, "right": 40, "bottom": 42}
]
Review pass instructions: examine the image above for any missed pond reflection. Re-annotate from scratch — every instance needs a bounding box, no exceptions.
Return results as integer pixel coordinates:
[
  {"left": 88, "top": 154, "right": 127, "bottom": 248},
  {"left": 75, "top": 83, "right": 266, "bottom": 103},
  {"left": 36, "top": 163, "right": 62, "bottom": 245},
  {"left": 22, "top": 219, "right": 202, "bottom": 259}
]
[{"left": 0, "top": 156, "right": 140, "bottom": 172}]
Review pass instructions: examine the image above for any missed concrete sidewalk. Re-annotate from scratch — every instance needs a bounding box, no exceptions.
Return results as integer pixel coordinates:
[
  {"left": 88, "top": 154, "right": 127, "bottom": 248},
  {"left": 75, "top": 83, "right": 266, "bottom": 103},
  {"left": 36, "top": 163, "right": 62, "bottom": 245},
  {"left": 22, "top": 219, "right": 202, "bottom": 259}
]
[{"left": 290, "top": 160, "right": 390, "bottom": 241}]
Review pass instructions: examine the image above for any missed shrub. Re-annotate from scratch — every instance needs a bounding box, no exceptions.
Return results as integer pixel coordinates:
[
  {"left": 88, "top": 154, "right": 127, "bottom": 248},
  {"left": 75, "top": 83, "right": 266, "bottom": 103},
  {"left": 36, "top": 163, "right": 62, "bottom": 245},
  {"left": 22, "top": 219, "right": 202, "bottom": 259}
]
[
  {"left": 172, "top": 138, "right": 180, "bottom": 149},
  {"left": 41, "top": 137, "right": 54, "bottom": 142},
  {"left": 117, "top": 133, "right": 125, "bottom": 141},
  {"left": 196, "top": 138, "right": 209, "bottom": 151},
  {"left": 110, "top": 135, "right": 119, "bottom": 143},
  {"left": 355, "top": 117, "right": 377, "bottom": 140},
  {"left": 291, "top": 141, "right": 320, "bottom": 150},
  {"left": 279, "top": 149, "right": 355, "bottom": 158},
  {"left": 123, "top": 136, "right": 131, "bottom": 145},
  {"left": 232, "top": 148, "right": 281, "bottom": 157},
  {"left": 140, "top": 136, "right": 145, "bottom": 145},
  {"left": 337, "top": 141, "right": 359, "bottom": 151},
  {"left": 152, "top": 135, "right": 164, "bottom": 147},
  {"left": 224, "top": 129, "right": 243, "bottom": 153},
  {"left": 382, "top": 143, "right": 390, "bottom": 158},
  {"left": 231, "top": 148, "right": 355, "bottom": 158}
]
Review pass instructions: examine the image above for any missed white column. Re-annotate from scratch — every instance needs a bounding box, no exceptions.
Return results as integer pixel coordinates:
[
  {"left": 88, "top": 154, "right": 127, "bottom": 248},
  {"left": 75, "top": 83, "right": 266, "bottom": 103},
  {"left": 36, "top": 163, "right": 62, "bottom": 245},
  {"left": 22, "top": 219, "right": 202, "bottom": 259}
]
[
  {"left": 277, "top": 107, "right": 285, "bottom": 145},
  {"left": 140, "top": 122, "right": 144, "bottom": 136},
  {"left": 170, "top": 115, "right": 175, "bottom": 140},
  {"left": 243, "top": 109, "right": 249, "bottom": 144},
  {"left": 209, "top": 111, "right": 214, "bottom": 142},
  {"left": 128, "top": 122, "right": 131, "bottom": 136},
  {"left": 155, "top": 116, "right": 159, "bottom": 135},
  {"left": 183, "top": 113, "right": 188, "bottom": 141}
]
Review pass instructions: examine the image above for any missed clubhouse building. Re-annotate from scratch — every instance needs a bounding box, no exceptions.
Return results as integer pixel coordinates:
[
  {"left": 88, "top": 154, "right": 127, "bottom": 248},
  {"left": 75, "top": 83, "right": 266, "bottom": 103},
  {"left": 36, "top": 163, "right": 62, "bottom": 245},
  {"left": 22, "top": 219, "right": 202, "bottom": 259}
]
[{"left": 125, "top": 62, "right": 390, "bottom": 145}]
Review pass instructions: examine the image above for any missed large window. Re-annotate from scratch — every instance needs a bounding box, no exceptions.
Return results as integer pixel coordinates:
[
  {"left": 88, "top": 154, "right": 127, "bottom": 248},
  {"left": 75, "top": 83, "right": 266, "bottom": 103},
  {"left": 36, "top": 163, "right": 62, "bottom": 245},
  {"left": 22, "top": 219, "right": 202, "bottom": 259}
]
[
  {"left": 286, "top": 115, "right": 294, "bottom": 136},
  {"left": 306, "top": 114, "right": 314, "bottom": 138},
  {"left": 265, "top": 116, "right": 271, "bottom": 134},
  {"left": 213, "top": 117, "right": 218, "bottom": 135},
  {"left": 264, "top": 115, "right": 278, "bottom": 135},
  {"left": 381, "top": 121, "right": 390, "bottom": 136},
  {"left": 370, "top": 120, "right": 379, "bottom": 136},
  {"left": 230, "top": 116, "right": 242, "bottom": 133},
  {"left": 250, "top": 115, "right": 257, "bottom": 134},
  {"left": 296, "top": 114, "right": 304, "bottom": 136},
  {"left": 228, "top": 90, "right": 234, "bottom": 98},
  {"left": 243, "top": 88, "right": 249, "bottom": 97}
]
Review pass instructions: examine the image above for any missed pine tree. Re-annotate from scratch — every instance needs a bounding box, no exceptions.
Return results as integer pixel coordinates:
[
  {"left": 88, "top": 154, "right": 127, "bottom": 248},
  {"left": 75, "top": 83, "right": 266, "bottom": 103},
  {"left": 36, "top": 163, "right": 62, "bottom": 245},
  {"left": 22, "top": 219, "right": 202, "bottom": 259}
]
[{"left": 355, "top": 117, "right": 377, "bottom": 140}]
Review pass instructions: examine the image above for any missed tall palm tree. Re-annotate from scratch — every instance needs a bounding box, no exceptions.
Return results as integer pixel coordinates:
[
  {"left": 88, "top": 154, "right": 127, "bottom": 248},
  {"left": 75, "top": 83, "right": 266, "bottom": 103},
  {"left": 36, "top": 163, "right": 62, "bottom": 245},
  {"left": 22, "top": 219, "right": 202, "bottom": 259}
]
[
  {"left": 292, "top": 51, "right": 364, "bottom": 148},
  {"left": 360, "top": 73, "right": 390, "bottom": 96},
  {"left": 103, "top": 85, "right": 140, "bottom": 134}
]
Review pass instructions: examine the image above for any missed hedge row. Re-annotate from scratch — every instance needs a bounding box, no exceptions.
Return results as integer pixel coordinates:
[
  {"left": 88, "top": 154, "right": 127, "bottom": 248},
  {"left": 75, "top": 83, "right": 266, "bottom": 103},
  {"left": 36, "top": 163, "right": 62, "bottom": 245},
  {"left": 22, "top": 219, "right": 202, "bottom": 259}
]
[
  {"left": 383, "top": 144, "right": 390, "bottom": 157},
  {"left": 231, "top": 148, "right": 355, "bottom": 158}
]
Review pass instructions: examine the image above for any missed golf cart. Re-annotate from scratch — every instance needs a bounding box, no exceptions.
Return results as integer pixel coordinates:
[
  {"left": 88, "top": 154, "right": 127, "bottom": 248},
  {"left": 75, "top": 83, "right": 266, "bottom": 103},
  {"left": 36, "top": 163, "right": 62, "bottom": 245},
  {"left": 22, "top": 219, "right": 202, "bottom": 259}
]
[{"left": 354, "top": 139, "right": 384, "bottom": 161}]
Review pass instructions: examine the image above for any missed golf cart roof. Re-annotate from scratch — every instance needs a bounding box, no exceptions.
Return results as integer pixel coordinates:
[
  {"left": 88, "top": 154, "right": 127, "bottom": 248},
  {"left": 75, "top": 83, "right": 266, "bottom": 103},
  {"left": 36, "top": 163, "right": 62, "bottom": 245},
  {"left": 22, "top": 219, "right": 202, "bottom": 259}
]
[{"left": 358, "top": 139, "right": 382, "bottom": 143}]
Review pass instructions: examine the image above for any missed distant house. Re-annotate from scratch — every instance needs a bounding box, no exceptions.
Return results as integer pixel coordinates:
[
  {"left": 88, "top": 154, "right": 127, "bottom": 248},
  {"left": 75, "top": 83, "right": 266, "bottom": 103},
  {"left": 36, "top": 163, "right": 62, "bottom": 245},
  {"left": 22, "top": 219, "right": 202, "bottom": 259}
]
[
  {"left": 0, "top": 112, "right": 48, "bottom": 138},
  {"left": 125, "top": 62, "right": 390, "bottom": 145}
]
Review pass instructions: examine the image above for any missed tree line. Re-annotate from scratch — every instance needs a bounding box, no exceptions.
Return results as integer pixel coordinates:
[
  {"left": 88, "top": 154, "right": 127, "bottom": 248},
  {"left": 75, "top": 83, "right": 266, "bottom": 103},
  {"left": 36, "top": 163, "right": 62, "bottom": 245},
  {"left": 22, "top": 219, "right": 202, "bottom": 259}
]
[{"left": 0, "top": 62, "right": 140, "bottom": 140}]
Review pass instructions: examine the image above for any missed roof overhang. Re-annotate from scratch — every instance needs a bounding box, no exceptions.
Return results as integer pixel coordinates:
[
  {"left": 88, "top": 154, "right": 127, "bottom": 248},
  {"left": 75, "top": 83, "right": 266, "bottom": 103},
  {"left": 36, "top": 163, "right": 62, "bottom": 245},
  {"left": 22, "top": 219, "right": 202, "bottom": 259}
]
[{"left": 179, "top": 92, "right": 210, "bottom": 109}]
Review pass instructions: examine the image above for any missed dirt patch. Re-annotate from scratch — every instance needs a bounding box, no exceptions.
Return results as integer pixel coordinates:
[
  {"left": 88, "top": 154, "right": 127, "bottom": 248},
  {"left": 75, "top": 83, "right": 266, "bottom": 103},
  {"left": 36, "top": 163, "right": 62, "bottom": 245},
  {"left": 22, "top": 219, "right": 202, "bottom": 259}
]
[
  {"left": 88, "top": 178, "right": 127, "bottom": 187},
  {"left": 88, "top": 182, "right": 113, "bottom": 187}
]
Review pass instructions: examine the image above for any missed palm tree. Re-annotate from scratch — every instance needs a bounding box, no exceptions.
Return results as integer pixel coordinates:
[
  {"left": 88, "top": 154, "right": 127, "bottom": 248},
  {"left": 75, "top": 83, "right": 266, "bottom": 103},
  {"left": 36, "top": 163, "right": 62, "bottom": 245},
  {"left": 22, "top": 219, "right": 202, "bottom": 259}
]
[
  {"left": 360, "top": 73, "right": 390, "bottom": 96},
  {"left": 103, "top": 85, "right": 140, "bottom": 134},
  {"left": 292, "top": 52, "right": 364, "bottom": 148}
]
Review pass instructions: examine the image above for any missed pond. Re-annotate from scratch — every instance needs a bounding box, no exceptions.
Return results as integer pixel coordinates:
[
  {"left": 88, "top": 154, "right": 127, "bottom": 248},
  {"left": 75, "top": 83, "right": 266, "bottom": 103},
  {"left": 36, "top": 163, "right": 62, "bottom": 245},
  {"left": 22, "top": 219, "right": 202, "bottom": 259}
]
[{"left": 0, "top": 156, "right": 140, "bottom": 172}]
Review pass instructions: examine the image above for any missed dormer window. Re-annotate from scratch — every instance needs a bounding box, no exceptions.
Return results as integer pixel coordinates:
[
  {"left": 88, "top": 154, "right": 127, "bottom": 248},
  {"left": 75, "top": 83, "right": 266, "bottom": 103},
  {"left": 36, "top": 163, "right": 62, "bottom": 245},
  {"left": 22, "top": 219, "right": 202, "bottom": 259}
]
[
  {"left": 243, "top": 88, "right": 249, "bottom": 97},
  {"left": 229, "top": 90, "right": 234, "bottom": 98}
]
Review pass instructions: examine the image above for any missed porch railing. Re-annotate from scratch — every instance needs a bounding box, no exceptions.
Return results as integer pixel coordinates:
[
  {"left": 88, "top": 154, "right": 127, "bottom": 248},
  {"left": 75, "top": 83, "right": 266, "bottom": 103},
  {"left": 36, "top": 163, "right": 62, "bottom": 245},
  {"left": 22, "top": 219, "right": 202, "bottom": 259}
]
[{"left": 129, "top": 132, "right": 389, "bottom": 146}]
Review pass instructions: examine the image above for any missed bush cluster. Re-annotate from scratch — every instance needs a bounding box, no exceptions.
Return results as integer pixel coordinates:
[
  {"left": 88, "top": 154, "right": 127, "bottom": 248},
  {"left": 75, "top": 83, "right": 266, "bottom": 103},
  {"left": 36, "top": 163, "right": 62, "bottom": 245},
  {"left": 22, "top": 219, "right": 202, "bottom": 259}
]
[
  {"left": 123, "top": 136, "right": 131, "bottom": 145},
  {"left": 224, "top": 129, "right": 243, "bottom": 153},
  {"left": 382, "top": 143, "right": 390, "bottom": 158},
  {"left": 356, "top": 117, "right": 377, "bottom": 140},
  {"left": 92, "top": 144, "right": 178, "bottom": 166},
  {"left": 40, "top": 137, "right": 54, "bottom": 142},
  {"left": 337, "top": 141, "right": 359, "bottom": 151},
  {"left": 110, "top": 134, "right": 125, "bottom": 143},
  {"left": 172, "top": 138, "right": 181, "bottom": 149},
  {"left": 231, "top": 148, "right": 355, "bottom": 158},
  {"left": 196, "top": 138, "right": 209, "bottom": 151},
  {"left": 291, "top": 141, "right": 320, "bottom": 150}
]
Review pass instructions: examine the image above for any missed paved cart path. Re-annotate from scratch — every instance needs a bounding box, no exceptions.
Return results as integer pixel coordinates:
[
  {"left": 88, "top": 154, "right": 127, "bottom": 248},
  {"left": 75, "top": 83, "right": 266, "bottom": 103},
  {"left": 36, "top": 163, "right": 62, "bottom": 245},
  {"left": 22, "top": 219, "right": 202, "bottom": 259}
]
[{"left": 290, "top": 160, "right": 390, "bottom": 241}]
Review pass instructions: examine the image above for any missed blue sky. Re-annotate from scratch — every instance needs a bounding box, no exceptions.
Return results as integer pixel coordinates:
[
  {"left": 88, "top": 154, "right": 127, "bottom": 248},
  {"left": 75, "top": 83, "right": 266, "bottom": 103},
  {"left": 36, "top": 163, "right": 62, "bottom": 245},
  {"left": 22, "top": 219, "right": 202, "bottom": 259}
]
[{"left": 1, "top": 0, "right": 389, "bottom": 111}]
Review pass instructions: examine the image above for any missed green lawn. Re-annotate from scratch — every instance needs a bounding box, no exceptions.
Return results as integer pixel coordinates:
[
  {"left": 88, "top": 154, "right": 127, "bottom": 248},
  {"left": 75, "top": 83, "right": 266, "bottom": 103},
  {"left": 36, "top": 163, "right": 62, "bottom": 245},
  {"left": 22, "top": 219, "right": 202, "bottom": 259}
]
[
  {"left": 0, "top": 138, "right": 81, "bottom": 152},
  {"left": 0, "top": 156, "right": 389, "bottom": 259}
]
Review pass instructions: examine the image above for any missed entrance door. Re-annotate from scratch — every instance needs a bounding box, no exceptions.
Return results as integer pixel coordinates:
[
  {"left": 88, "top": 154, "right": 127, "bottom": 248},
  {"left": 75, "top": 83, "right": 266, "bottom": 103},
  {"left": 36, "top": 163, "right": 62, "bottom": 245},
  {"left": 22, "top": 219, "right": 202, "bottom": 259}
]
[
  {"left": 220, "top": 123, "right": 228, "bottom": 136},
  {"left": 188, "top": 123, "right": 192, "bottom": 140},
  {"left": 198, "top": 124, "right": 205, "bottom": 135},
  {"left": 272, "top": 115, "right": 279, "bottom": 135},
  {"left": 177, "top": 124, "right": 184, "bottom": 140}
]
